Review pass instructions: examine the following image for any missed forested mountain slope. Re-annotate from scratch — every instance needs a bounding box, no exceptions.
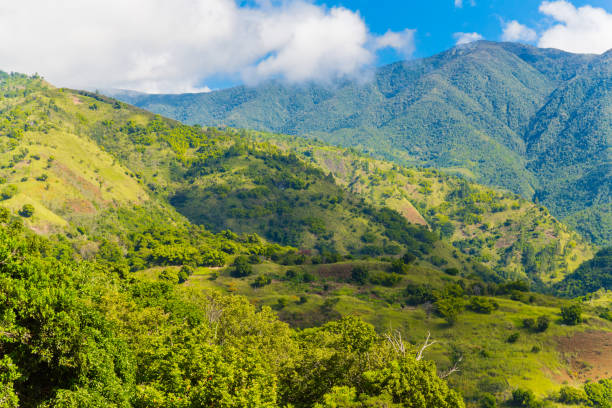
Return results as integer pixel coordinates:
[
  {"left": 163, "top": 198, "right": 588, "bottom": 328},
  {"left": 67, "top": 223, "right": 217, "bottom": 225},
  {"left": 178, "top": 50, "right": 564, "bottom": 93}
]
[
  {"left": 113, "top": 41, "right": 611, "bottom": 246},
  {"left": 254, "top": 132, "right": 593, "bottom": 286}
]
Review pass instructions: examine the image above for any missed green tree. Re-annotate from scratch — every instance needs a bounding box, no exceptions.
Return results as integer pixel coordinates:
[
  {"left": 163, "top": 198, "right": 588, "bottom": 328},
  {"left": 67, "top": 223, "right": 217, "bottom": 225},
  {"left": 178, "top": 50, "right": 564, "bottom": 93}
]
[
  {"left": 561, "top": 304, "right": 582, "bottom": 325},
  {"left": 18, "top": 204, "right": 34, "bottom": 218}
]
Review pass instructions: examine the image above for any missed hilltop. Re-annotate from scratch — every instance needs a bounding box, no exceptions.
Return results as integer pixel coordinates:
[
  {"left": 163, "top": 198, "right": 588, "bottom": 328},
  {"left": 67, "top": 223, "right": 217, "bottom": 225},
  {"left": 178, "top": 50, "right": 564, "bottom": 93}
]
[{"left": 112, "top": 41, "right": 612, "bottom": 246}]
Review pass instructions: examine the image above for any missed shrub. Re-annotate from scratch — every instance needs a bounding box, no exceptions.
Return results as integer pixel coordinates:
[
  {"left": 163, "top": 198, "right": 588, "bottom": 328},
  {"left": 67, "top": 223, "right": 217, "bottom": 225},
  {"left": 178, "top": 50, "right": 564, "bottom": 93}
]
[
  {"left": 535, "top": 315, "right": 550, "bottom": 332},
  {"left": 276, "top": 298, "right": 289, "bottom": 309},
  {"left": 561, "top": 304, "right": 582, "bottom": 325},
  {"left": 369, "top": 272, "right": 401, "bottom": 287},
  {"left": 19, "top": 204, "right": 34, "bottom": 218},
  {"left": 469, "top": 297, "right": 498, "bottom": 314},
  {"left": 1, "top": 185, "right": 17, "bottom": 200},
  {"left": 523, "top": 318, "right": 536, "bottom": 330},
  {"left": 231, "top": 255, "right": 253, "bottom": 277},
  {"left": 350, "top": 266, "right": 369, "bottom": 285},
  {"left": 558, "top": 386, "right": 586, "bottom": 405},
  {"left": 511, "top": 388, "right": 537, "bottom": 407},
  {"left": 36, "top": 173, "right": 48, "bottom": 181},
  {"left": 251, "top": 274, "right": 272, "bottom": 288},
  {"left": 404, "top": 283, "right": 436, "bottom": 306},
  {"left": 177, "top": 268, "right": 189, "bottom": 284},
  {"left": 507, "top": 332, "right": 520, "bottom": 343},
  {"left": 389, "top": 258, "right": 408, "bottom": 274},
  {"left": 480, "top": 392, "right": 497, "bottom": 408},
  {"left": 402, "top": 252, "right": 416, "bottom": 264},
  {"left": 444, "top": 267, "right": 459, "bottom": 276}
]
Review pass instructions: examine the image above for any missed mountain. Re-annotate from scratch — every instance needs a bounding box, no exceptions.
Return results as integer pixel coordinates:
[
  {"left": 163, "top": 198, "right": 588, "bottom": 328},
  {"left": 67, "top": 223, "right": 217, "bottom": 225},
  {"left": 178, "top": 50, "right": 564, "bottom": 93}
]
[{"left": 111, "top": 41, "right": 611, "bottom": 246}]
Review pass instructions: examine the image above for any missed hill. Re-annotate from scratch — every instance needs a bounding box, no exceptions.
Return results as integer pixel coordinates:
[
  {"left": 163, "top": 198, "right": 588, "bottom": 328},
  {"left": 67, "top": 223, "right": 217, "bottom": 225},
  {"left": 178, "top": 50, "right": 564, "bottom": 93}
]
[
  {"left": 2, "top": 71, "right": 611, "bottom": 407},
  {"left": 250, "top": 132, "right": 593, "bottom": 287},
  {"left": 112, "top": 41, "right": 612, "bottom": 246}
]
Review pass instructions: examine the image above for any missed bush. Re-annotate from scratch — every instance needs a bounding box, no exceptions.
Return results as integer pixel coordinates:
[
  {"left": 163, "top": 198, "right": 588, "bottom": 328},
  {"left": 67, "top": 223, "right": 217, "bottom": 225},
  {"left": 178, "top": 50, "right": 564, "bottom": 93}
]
[
  {"left": 251, "top": 274, "right": 272, "bottom": 288},
  {"left": 402, "top": 252, "right": 416, "bottom": 264},
  {"left": 350, "top": 266, "right": 369, "bottom": 285},
  {"left": 36, "top": 173, "right": 48, "bottom": 181},
  {"left": 558, "top": 386, "right": 586, "bottom": 405},
  {"left": 534, "top": 315, "right": 550, "bottom": 332},
  {"left": 1, "top": 185, "right": 17, "bottom": 200},
  {"left": 444, "top": 267, "right": 459, "bottom": 276},
  {"left": 369, "top": 272, "right": 401, "bottom": 287},
  {"left": 469, "top": 297, "right": 498, "bottom": 314},
  {"left": 511, "top": 388, "right": 537, "bottom": 407},
  {"left": 507, "top": 332, "right": 520, "bottom": 343},
  {"left": 523, "top": 318, "right": 536, "bottom": 330},
  {"left": 480, "top": 392, "right": 497, "bottom": 408},
  {"left": 177, "top": 268, "right": 189, "bottom": 284},
  {"left": 19, "top": 204, "right": 34, "bottom": 218},
  {"left": 561, "top": 304, "right": 582, "bottom": 325},
  {"left": 389, "top": 258, "right": 408, "bottom": 274},
  {"left": 231, "top": 255, "right": 253, "bottom": 277}
]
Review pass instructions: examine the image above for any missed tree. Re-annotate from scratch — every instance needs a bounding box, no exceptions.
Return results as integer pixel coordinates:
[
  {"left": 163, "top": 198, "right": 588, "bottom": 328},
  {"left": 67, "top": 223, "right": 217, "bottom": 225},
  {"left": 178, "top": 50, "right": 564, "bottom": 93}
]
[
  {"left": 231, "top": 255, "right": 253, "bottom": 277},
  {"left": 436, "top": 297, "right": 465, "bottom": 325},
  {"left": 1, "top": 185, "right": 17, "bottom": 200},
  {"left": 18, "top": 204, "right": 34, "bottom": 218},
  {"left": 561, "top": 304, "right": 582, "bottom": 325}
]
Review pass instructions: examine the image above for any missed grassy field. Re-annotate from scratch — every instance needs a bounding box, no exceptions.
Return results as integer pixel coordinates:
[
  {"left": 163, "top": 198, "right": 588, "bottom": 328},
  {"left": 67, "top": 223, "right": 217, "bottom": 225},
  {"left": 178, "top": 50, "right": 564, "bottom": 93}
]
[{"left": 135, "top": 259, "right": 612, "bottom": 406}]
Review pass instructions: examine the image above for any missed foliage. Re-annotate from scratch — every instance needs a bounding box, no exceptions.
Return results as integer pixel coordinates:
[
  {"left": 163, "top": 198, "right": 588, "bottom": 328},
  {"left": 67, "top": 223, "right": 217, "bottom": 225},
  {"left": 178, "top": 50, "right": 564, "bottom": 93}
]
[
  {"left": 561, "top": 304, "right": 582, "bottom": 325},
  {"left": 115, "top": 42, "right": 611, "bottom": 246}
]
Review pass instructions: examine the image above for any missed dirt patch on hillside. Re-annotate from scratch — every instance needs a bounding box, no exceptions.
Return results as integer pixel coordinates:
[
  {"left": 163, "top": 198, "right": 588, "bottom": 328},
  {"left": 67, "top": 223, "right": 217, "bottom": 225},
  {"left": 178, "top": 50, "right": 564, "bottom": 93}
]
[
  {"left": 71, "top": 95, "right": 82, "bottom": 105},
  {"left": 556, "top": 330, "right": 612, "bottom": 381},
  {"left": 65, "top": 198, "right": 96, "bottom": 214},
  {"left": 398, "top": 203, "right": 427, "bottom": 226}
]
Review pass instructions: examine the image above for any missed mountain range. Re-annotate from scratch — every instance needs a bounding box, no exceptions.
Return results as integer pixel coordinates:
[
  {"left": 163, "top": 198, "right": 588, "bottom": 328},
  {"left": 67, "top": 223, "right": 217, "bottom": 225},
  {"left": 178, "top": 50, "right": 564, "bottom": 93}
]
[{"left": 111, "top": 41, "right": 611, "bottom": 246}]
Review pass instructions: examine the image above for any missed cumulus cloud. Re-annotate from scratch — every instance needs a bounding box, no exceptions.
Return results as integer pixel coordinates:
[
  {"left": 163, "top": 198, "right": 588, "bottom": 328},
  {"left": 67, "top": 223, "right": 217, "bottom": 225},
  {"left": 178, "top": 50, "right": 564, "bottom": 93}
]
[
  {"left": 0, "top": 0, "right": 416, "bottom": 93},
  {"left": 538, "top": 1, "right": 612, "bottom": 54},
  {"left": 501, "top": 20, "right": 537, "bottom": 42},
  {"left": 374, "top": 29, "right": 417, "bottom": 58},
  {"left": 453, "top": 32, "right": 484, "bottom": 45}
]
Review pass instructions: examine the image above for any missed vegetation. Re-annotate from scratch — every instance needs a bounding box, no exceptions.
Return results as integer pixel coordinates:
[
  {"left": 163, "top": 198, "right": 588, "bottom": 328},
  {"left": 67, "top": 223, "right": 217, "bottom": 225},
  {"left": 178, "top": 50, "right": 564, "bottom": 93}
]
[
  {"left": 113, "top": 41, "right": 611, "bottom": 246},
  {"left": 1, "top": 71, "right": 611, "bottom": 407}
]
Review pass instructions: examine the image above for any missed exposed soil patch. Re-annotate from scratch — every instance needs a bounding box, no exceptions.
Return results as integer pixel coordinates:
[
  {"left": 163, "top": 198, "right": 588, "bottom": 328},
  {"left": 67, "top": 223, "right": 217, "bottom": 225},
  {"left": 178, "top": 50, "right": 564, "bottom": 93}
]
[
  {"left": 556, "top": 330, "right": 612, "bottom": 382},
  {"left": 71, "top": 95, "right": 82, "bottom": 105},
  {"left": 65, "top": 198, "right": 96, "bottom": 214},
  {"left": 398, "top": 203, "right": 427, "bottom": 226}
]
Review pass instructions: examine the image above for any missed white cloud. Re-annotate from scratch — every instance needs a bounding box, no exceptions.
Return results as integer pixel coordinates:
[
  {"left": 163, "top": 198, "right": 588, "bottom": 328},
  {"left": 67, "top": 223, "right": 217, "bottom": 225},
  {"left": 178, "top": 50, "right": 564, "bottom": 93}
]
[
  {"left": 0, "top": 0, "right": 416, "bottom": 93},
  {"left": 501, "top": 20, "right": 537, "bottom": 42},
  {"left": 538, "top": 1, "right": 612, "bottom": 54},
  {"left": 374, "top": 29, "right": 417, "bottom": 58},
  {"left": 453, "top": 32, "right": 484, "bottom": 45}
]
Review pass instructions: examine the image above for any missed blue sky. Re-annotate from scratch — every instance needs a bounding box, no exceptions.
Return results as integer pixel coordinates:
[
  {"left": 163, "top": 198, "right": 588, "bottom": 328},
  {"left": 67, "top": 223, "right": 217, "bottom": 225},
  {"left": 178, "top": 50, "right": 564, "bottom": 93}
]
[
  {"left": 319, "top": 0, "right": 612, "bottom": 63},
  {"left": 1, "top": 0, "right": 611, "bottom": 92}
]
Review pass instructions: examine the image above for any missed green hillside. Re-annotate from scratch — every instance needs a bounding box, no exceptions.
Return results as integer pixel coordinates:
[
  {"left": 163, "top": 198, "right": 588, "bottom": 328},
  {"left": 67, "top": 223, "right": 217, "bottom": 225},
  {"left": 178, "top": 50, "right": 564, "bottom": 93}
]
[
  {"left": 1, "top": 71, "right": 611, "bottom": 407},
  {"left": 113, "top": 41, "right": 611, "bottom": 246},
  {"left": 252, "top": 132, "right": 593, "bottom": 287}
]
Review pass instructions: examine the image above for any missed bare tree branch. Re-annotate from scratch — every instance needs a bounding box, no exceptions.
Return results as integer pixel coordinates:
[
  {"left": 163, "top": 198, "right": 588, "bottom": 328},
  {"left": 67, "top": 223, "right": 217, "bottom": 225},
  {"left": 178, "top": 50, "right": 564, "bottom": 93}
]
[
  {"left": 439, "top": 355, "right": 463, "bottom": 378},
  {"left": 384, "top": 329, "right": 407, "bottom": 355},
  {"left": 416, "top": 331, "right": 437, "bottom": 361}
]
